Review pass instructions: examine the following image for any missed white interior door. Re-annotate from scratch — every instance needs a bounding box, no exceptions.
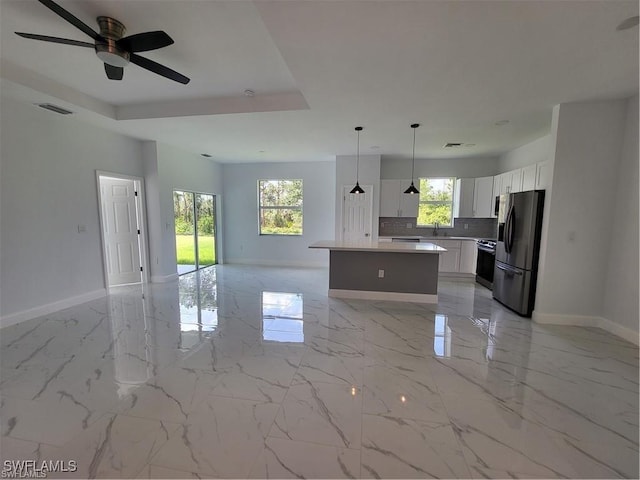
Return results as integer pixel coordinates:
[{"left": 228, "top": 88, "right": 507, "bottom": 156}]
[
  {"left": 100, "top": 177, "right": 142, "bottom": 286},
  {"left": 342, "top": 185, "right": 373, "bottom": 242}
]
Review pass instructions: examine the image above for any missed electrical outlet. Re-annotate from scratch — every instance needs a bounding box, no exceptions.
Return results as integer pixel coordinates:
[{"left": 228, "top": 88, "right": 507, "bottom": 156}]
[
  {"left": 406, "top": 223, "right": 412, "bottom": 228},
  {"left": 378, "top": 269, "right": 385, "bottom": 278},
  {"left": 464, "top": 223, "right": 469, "bottom": 229},
  {"left": 77, "top": 224, "right": 86, "bottom": 233}
]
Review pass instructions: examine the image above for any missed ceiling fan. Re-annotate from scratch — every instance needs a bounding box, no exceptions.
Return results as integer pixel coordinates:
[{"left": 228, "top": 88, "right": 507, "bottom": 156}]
[{"left": 15, "top": 0, "right": 190, "bottom": 84}]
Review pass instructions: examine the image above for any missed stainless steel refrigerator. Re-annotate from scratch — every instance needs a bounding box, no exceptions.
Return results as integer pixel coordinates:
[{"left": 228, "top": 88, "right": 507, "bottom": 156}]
[{"left": 493, "top": 190, "right": 545, "bottom": 317}]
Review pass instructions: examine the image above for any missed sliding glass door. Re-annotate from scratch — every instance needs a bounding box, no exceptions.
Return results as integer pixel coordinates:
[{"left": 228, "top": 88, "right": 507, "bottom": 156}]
[{"left": 174, "top": 190, "right": 217, "bottom": 274}]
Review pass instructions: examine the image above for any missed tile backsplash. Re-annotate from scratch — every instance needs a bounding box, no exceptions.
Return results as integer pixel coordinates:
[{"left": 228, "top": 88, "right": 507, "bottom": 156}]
[{"left": 379, "top": 217, "right": 497, "bottom": 239}]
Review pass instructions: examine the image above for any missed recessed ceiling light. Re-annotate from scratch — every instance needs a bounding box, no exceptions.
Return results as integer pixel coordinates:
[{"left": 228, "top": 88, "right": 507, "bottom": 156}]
[
  {"left": 258, "top": 150, "right": 266, "bottom": 153},
  {"left": 617, "top": 15, "right": 639, "bottom": 31},
  {"left": 370, "top": 145, "right": 380, "bottom": 150},
  {"left": 495, "top": 120, "right": 509, "bottom": 126},
  {"left": 244, "top": 89, "right": 255, "bottom": 97}
]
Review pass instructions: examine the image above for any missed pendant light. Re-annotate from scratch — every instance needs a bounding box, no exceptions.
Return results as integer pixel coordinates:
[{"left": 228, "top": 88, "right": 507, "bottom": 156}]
[
  {"left": 404, "top": 123, "right": 420, "bottom": 194},
  {"left": 350, "top": 126, "right": 365, "bottom": 194}
]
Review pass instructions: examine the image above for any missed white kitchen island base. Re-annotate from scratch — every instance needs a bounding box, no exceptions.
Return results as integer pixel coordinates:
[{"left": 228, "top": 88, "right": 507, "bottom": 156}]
[{"left": 310, "top": 240, "right": 446, "bottom": 304}]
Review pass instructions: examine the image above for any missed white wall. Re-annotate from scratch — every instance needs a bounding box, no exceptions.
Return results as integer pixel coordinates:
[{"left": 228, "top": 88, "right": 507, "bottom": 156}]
[
  {"left": 0, "top": 96, "right": 144, "bottom": 323},
  {"left": 222, "top": 161, "right": 335, "bottom": 266},
  {"left": 534, "top": 99, "right": 637, "bottom": 341},
  {"left": 498, "top": 135, "right": 551, "bottom": 172},
  {"left": 603, "top": 96, "right": 639, "bottom": 335},
  {"left": 335, "top": 155, "right": 381, "bottom": 240},
  {"left": 381, "top": 156, "right": 499, "bottom": 179},
  {"left": 143, "top": 142, "right": 224, "bottom": 281}
]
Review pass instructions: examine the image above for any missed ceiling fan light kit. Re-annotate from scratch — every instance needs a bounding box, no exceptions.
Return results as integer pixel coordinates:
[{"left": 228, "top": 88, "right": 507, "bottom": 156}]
[{"left": 15, "top": 0, "right": 190, "bottom": 84}]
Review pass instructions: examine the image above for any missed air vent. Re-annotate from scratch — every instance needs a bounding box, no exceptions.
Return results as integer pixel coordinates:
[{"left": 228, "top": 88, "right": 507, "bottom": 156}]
[
  {"left": 36, "top": 103, "right": 73, "bottom": 115},
  {"left": 201, "top": 153, "right": 212, "bottom": 158},
  {"left": 443, "top": 142, "right": 463, "bottom": 148}
]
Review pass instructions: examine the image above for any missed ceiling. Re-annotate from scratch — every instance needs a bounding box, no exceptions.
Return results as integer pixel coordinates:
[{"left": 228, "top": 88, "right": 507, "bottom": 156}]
[{"left": 1, "top": 0, "right": 638, "bottom": 164}]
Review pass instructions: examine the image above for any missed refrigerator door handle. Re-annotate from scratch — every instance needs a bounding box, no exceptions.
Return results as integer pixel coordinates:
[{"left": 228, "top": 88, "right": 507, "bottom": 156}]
[
  {"left": 496, "top": 263, "right": 523, "bottom": 275},
  {"left": 504, "top": 204, "right": 514, "bottom": 253}
]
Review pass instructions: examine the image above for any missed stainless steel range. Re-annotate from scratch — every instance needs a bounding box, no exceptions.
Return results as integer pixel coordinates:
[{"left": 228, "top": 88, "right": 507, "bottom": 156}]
[{"left": 476, "top": 239, "right": 496, "bottom": 289}]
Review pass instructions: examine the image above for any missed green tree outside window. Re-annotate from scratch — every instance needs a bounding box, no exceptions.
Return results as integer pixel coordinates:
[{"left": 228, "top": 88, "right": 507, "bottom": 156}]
[{"left": 417, "top": 178, "right": 454, "bottom": 227}]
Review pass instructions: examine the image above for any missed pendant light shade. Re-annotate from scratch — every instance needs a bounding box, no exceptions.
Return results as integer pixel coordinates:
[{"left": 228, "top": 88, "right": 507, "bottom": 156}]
[
  {"left": 350, "top": 126, "right": 365, "bottom": 194},
  {"left": 404, "top": 123, "right": 420, "bottom": 195}
]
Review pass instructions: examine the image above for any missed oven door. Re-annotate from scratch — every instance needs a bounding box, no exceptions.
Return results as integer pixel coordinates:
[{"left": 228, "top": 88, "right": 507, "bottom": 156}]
[{"left": 475, "top": 246, "right": 495, "bottom": 289}]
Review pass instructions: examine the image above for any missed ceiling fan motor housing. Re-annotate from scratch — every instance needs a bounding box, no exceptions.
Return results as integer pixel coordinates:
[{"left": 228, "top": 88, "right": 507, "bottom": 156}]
[{"left": 95, "top": 16, "right": 130, "bottom": 67}]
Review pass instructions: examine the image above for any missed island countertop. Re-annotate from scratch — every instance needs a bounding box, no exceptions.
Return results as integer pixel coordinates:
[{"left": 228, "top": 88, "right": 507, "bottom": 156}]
[{"left": 309, "top": 240, "right": 446, "bottom": 253}]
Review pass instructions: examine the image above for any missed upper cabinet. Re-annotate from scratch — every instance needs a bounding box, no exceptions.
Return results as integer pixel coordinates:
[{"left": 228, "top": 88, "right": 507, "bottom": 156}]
[
  {"left": 493, "top": 162, "right": 549, "bottom": 197},
  {"left": 521, "top": 164, "right": 537, "bottom": 191},
  {"left": 473, "top": 176, "right": 494, "bottom": 218},
  {"left": 494, "top": 171, "right": 512, "bottom": 196},
  {"left": 510, "top": 168, "right": 524, "bottom": 193},
  {"left": 454, "top": 178, "right": 475, "bottom": 218},
  {"left": 380, "top": 179, "right": 419, "bottom": 218},
  {"left": 454, "top": 176, "right": 493, "bottom": 218},
  {"left": 535, "top": 161, "right": 549, "bottom": 189}
]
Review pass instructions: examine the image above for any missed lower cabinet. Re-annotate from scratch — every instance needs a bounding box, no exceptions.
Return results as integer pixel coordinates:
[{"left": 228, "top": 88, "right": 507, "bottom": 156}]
[
  {"left": 429, "top": 239, "right": 477, "bottom": 275},
  {"left": 436, "top": 240, "right": 461, "bottom": 272}
]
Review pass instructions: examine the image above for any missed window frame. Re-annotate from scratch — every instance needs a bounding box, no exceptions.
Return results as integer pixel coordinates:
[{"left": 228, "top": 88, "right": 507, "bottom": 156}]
[
  {"left": 257, "top": 179, "right": 304, "bottom": 236},
  {"left": 416, "top": 177, "right": 455, "bottom": 228}
]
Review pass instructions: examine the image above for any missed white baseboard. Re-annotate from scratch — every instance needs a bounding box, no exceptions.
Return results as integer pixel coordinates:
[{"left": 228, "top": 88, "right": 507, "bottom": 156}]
[
  {"left": 532, "top": 311, "right": 639, "bottom": 345},
  {"left": 329, "top": 289, "right": 438, "bottom": 304},
  {"left": 1, "top": 289, "right": 107, "bottom": 329},
  {"left": 151, "top": 273, "right": 179, "bottom": 283},
  {"left": 598, "top": 317, "right": 640, "bottom": 345},
  {"left": 438, "top": 272, "right": 475, "bottom": 280},
  {"left": 225, "top": 258, "right": 328, "bottom": 268}
]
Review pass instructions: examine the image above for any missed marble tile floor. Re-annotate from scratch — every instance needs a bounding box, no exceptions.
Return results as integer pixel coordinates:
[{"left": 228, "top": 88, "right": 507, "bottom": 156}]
[{"left": 1, "top": 265, "right": 638, "bottom": 479}]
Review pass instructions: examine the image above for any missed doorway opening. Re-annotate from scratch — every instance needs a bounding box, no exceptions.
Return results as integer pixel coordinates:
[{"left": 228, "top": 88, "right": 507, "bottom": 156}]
[
  {"left": 97, "top": 173, "right": 148, "bottom": 287},
  {"left": 173, "top": 190, "right": 217, "bottom": 275}
]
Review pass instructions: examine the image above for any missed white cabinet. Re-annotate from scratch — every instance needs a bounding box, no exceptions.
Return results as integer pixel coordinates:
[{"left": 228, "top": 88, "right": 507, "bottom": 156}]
[
  {"left": 380, "top": 180, "right": 420, "bottom": 217},
  {"left": 496, "top": 171, "right": 513, "bottom": 195},
  {"left": 521, "top": 164, "right": 537, "bottom": 191},
  {"left": 455, "top": 177, "right": 493, "bottom": 218},
  {"left": 535, "top": 161, "right": 549, "bottom": 189},
  {"left": 429, "top": 239, "right": 477, "bottom": 275},
  {"left": 459, "top": 240, "right": 478, "bottom": 274},
  {"left": 399, "top": 180, "right": 420, "bottom": 217},
  {"left": 510, "top": 168, "right": 523, "bottom": 193},
  {"left": 454, "top": 178, "right": 475, "bottom": 218},
  {"left": 434, "top": 240, "right": 461, "bottom": 273},
  {"left": 473, "top": 176, "right": 494, "bottom": 218}
]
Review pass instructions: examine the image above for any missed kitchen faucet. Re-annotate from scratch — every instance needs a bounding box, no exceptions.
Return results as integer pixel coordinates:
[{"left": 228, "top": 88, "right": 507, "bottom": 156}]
[{"left": 433, "top": 222, "right": 439, "bottom": 236}]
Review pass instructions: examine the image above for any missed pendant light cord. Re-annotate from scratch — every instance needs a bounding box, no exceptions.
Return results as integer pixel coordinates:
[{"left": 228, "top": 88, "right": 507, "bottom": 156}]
[
  {"left": 411, "top": 126, "right": 416, "bottom": 181},
  {"left": 356, "top": 127, "right": 360, "bottom": 180}
]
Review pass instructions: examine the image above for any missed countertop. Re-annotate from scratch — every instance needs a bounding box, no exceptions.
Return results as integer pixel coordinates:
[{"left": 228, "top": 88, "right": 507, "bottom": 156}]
[
  {"left": 309, "top": 240, "right": 446, "bottom": 253},
  {"left": 379, "top": 235, "right": 495, "bottom": 241}
]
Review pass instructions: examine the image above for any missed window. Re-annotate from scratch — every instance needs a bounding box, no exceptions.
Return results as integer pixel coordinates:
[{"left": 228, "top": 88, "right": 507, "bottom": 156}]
[
  {"left": 258, "top": 179, "right": 303, "bottom": 235},
  {"left": 417, "top": 177, "right": 455, "bottom": 227}
]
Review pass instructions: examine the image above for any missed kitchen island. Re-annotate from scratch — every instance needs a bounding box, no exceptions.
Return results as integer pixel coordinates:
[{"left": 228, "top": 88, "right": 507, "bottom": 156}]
[{"left": 309, "top": 240, "right": 446, "bottom": 303}]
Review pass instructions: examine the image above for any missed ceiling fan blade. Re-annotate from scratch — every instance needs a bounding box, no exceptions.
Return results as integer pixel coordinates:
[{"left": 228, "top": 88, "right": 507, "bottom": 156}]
[
  {"left": 130, "top": 53, "right": 190, "bottom": 84},
  {"left": 37, "top": 0, "right": 100, "bottom": 40},
  {"left": 15, "top": 32, "right": 94, "bottom": 48},
  {"left": 117, "top": 31, "right": 174, "bottom": 53},
  {"left": 104, "top": 64, "right": 124, "bottom": 81}
]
